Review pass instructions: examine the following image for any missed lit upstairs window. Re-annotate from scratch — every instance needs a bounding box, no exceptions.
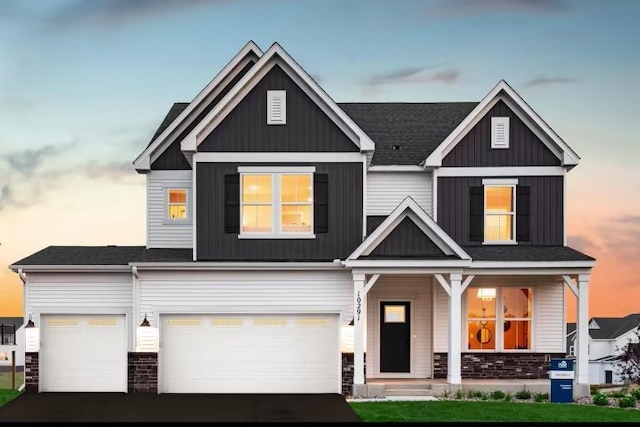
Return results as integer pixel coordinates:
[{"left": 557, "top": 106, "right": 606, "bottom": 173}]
[{"left": 168, "top": 189, "right": 188, "bottom": 220}]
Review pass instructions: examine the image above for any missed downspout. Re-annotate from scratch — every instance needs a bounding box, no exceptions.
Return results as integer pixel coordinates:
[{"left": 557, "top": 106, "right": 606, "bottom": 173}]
[{"left": 17, "top": 268, "right": 26, "bottom": 392}]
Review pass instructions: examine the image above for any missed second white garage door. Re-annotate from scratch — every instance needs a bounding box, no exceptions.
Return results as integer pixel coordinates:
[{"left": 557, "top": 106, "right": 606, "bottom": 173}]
[
  {"left": 160, "top": 314, "right": 340, "bottom": 393},
  {"left": 40, "top": 314, "right": 127, "bottom": 392}
]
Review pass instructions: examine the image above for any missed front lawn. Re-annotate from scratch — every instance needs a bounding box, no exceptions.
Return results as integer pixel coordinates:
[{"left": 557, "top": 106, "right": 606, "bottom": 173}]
[
  {"left": 0, "top": 372, "right": 23, "bottom": 390},
  {"left": 350, "top": 401, "right": 640, "bottom": 422},
  {"left": 0, "top": 390, "right": 21, "bottom": 407}
]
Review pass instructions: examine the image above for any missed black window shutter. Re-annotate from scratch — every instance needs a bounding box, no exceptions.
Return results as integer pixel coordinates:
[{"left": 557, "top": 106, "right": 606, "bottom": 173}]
[
  {"left": 516, "top": 185, "right": 531, "bottom": 242},
  {"left": 224, "top": 174, "right": 240, "bottom": 233},
  {"left": 469, "top": 186, "right": 484, "bottom": 242},
  {"left": 314, "top": 174, "right": 329, "bottom": 234}
]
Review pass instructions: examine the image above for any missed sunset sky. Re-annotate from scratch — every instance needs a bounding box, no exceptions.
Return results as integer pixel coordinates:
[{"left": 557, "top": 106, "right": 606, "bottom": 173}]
[{"left": 0, "top": 0, "right": 639, "bottom": 321}]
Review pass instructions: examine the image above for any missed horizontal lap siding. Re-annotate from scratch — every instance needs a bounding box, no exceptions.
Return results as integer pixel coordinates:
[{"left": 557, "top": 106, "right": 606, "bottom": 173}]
[
  {"left": 534, "top": 281, "right": 564, "bottom": 353},
  {"left": 433, "top": 280, "right": 449, "bottom": 353},
  {"left": 147, "top": 171, "right": 193, "bottom": 248},
  {"left": 443, "top": 100, "right": 560, "bottom": 167},
  {"left": 138, "top": 270, "right": 353, "bottom": 326},
  {"left": 26, "top": 272, "right": 133, "bottom": 350},
  {"left": 437, "top": 176, "right": 563, "bottom": 245},
  {"left": 367, "top": 172, "right": 433, "bottom": 217},
  {"left": 367, "top": 277, "right": 432, "bottom": 377},
  {"left": 197, "top": 162, "right": 362, "bottom": 260}
]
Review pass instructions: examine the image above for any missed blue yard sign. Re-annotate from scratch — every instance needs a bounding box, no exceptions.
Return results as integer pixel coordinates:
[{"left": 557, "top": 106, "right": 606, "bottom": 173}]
[{"left": 549, "top": 358, "right": 574, "bottom": 403}]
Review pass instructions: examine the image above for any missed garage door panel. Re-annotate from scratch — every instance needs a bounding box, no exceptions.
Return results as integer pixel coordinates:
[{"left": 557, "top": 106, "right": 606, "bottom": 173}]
[
  {"left": 41, "top": 314, "right": 126, "bottom": 392},
  {"left": 161, "top": 314, "right": 339, "bottom": 393}
]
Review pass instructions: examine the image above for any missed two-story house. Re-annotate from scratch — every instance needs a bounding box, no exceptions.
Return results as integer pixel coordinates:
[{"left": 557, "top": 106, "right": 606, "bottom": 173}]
[{"left": 10, "top": 41, "right": 595, "bottom": 398}]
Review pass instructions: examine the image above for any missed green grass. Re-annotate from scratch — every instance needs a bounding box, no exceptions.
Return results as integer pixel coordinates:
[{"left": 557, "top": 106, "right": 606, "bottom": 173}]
[
  {"left": 350, "top": 401, "right": 640, "bottom": 422},
  {"left": 0, "top": 371, "right": 24, "bottom": 390},
  {"left": 0, "top": 390, "right": 21, "bottom": 407}
]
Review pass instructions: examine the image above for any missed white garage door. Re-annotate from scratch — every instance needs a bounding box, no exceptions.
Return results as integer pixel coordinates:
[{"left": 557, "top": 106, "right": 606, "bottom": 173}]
[
  {"left": 160, "top": 314, "right": 340, "bottom": 393},
  {"left": 40, "top": 314, "right": 127, "bottom": 392}
]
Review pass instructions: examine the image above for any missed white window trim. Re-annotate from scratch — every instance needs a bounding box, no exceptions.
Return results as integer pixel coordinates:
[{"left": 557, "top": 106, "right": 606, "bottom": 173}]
[
  {"left": 482, "top": 181, "right": 517, "bottom": 245},
  {"left": 238, "top": 169, "right": 315, "bottom": 239},
  {"left": 267, "top": 90, "right": 286, "bottom": 125},
  {"left": 163, "top": 187, "right": 192, "bottom": 225},
  {"left": 465, "top": 287, "right": 534, "bottom": 352},
  {"left": 491, "top": 116, "right": 510, "bottom": 149}
]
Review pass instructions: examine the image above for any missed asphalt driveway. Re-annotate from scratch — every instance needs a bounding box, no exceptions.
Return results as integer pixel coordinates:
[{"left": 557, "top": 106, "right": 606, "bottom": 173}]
[{"left": 0, "top": 393, "right": 361, "bottom": 422}]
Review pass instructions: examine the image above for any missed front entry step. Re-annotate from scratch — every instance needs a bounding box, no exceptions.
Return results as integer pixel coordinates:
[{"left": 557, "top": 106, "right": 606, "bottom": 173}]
[{"left": 385, "top": 388, "right": 440, "bottom": 397}]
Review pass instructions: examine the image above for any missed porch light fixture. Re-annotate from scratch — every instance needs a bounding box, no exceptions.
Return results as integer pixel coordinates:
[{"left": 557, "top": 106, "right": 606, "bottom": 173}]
[
  {"left": 25, "top": 314, "right": 40, "bottom": 352},
  {"left": 136, "top": 314, "right": 159, "bottom": 353},
  {"left": 340, "top": 318, "right": 355, "bottom": 354},
  {"left": 476, "top": 288, "right": 496, "bottom": 301}
]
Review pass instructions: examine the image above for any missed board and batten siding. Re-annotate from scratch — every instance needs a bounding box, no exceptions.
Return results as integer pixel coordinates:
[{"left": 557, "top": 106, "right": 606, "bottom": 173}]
[
  {"left": 437, "top": 176, "right": 563, "bottom": 246},
  {"left": 147, "top": 170, "right": 193, "bottom": 248},
  {"left": 196, "top": 162, "right": 362, "bottom": 261},
  {"left": 366, "top": 276, "right": 432, "bottom": 378},
  {"left": 442, "top": 99, "right": 560, "bottom": 167},
  {"left": 137, "top": 270, "right": 353, "bottom": 327},
  {"left": 25, "top": 272, "right": 134, "bottom": 350},
  {"left": 366, "top": 172, "right": 433, "bottom": 217}
]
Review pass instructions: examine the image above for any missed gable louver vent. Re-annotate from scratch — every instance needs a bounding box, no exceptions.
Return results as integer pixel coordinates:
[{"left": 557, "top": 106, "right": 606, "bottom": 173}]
[
  {"left": 267, "top": 90, "right": 286, "bottom": 125},
  {"left": 491, "top": 116, "right": 509, "bottom": 149}
]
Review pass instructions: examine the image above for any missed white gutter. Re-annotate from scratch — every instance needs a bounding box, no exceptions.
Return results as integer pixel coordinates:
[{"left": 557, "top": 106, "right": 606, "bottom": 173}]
[
  {"left": 9, "top": 265, "right": 131, "bottom": 273},
  {"left": 129, "top": 261, "right": 346, "bottom": 271}
]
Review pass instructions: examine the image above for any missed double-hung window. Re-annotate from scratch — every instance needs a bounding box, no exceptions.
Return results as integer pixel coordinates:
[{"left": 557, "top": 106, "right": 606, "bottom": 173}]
[
  {"left": 239, "top": 167, "right": 314, "bottom": 238},
  {"left": 166, "top": 188, "right": 189, "bottom": 222},
  {"left": 482, "top": 179, "right": 517, "bottom": 244}
]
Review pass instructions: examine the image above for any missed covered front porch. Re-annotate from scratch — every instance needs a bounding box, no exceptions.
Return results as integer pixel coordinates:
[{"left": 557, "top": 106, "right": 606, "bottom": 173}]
[{"left": 344, "top": 269, "right": 592, "bottom": 398}]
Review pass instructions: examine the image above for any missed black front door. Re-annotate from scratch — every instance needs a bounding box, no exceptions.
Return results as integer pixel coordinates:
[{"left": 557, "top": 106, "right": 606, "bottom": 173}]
[
  {"left": 380, "top": 301, "right": 411, "bottom": 373},
  {"left": 605, "top": 370, "right": 613, "bottom": 384}
]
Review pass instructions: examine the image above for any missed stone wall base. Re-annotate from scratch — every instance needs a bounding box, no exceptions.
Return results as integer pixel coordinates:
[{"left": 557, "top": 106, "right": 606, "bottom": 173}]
[
  {"left": 433, "top": 352, "right": 566, "bottom": 379},
  {"left": 25, "top": 352, "right": 39, "bottom": 393},
  {"left": 128, "top": 352, "right": 158, "bottom": 394}
]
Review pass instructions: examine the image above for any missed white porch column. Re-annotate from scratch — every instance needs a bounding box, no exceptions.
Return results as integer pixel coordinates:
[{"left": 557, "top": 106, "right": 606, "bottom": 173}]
[
  {"left": 448, "top": 273, "right": 462, "bottom": 385},
  {"left": 576, "top": 273, "right": 590, "bottom": 386},
  {"left": 353, "top": 273, "right": 366, "bottom": 385}
]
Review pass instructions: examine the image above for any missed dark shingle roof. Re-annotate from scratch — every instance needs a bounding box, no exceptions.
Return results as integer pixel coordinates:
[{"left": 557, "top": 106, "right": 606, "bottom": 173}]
[
  {"left": 463, "top": 245, "right": 595, "bottom": 262},
  {"left": 589, "top": 314, "right": 640, "bottom": 340},
  {"left": 11, "top": 246, "right": 192, "bottom": 266},
  {"left": 147, "top": 102, "right": 189, "bottom": 148},
  {"left": 338, "top": 102, "right": 477, "bottom": 165},
  {"left": 146, "top": 102, "right": 477, "bottom": 165},
  {"left": 0, "top": 317, "right": 23, "bottom": 328}
]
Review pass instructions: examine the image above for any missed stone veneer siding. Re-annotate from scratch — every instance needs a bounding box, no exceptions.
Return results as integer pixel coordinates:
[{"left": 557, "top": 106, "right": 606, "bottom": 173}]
[
  {"left": 128, "top": 352, "right": 158, "bottom": 394},
  {"left": 25, "top": 352, "right": 39, "bottom": 393},
  {"left": 433, "top": 352, "right": 566, "bottom": 379},
  {"left": 342, "top": 353, "right": 366, "bottom": 397}
]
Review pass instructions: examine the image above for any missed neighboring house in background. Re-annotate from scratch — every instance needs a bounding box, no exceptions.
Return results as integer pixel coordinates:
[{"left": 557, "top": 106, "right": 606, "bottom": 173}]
[
  {"left": 9, "top": 41, "right": 596, "bottom": 398},
  {"left": 0, "top": 317, "right": 24, "bottom": 373},
  {"left": 567, "top": 314, "right": 640, "bottom": 385},
  {"left": 566, "top": 322, "right": 576, "bottom": 358}
]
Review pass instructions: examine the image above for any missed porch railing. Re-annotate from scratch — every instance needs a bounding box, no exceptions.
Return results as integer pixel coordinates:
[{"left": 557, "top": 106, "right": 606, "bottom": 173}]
[{"left": 0, "top": 324, "right": 16, "bottom": 345}]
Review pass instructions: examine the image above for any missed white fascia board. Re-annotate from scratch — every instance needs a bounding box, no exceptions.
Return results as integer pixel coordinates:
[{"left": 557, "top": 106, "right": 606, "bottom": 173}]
[
  {"left": 470, "top": 260, "right": 595, "bottom": 269},
  {"left": 424, "top": 80, "right": 580, "bottom": 167},
  {"left": 129, "top": 262, "right": 345, "bottom": 271},
  {"left": 368, "top": 165, "right": 425, "bottom": 172},
  {"left": 194, "top": 152, "right": 363, "bottom": 163},
  {"left": 344, "top": 260, "right": 471, "bottom": 268},
  {"left": 182, "top": 42, "right": 375, "bottom": 153},
  {"left": 437, "top": 166, "right": 566, "bottom": 177},
  {"left": 347, "top": 196, "right": 470, "bottom": 260},
  {"left": 133, "top": 41, "right": 263, "bottom": 171},
  {"left": 9, "top": 265, "right": 132, "bottom": 273}
]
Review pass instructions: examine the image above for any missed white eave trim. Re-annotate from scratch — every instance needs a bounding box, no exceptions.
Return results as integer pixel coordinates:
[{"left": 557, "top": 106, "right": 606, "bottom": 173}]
[
  {"left": 133, "top": 41, "right": 264, "bottom": 171},
  {"left": 129, "top": 262, "right": 345, "bottom": 271},
  {"left": 437, "top": 166, "right": 566, "bottom": 177},
  {"left": 344, "top": 259, "right": 471, "bottom": 268},
  {"left": 347, "top": 196, "right": 470, "bottom": 261},
  {"left": 9, "top": 265, "right": 132, "bottom": 273},
  {"left": 470, "top": 260, "right": 596, "bottom": 269},
  {"left": 194, "top": 152, "right": 363, "bottom": 163},
  {"left": 368, "top": 165, "right": 425, "bottom": 172},
  {"left": 424, "top": 80, "right": 580, "bottom": 167},
  {"left": 181, "top": 42, "right": 375, "bottom": 153}
]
